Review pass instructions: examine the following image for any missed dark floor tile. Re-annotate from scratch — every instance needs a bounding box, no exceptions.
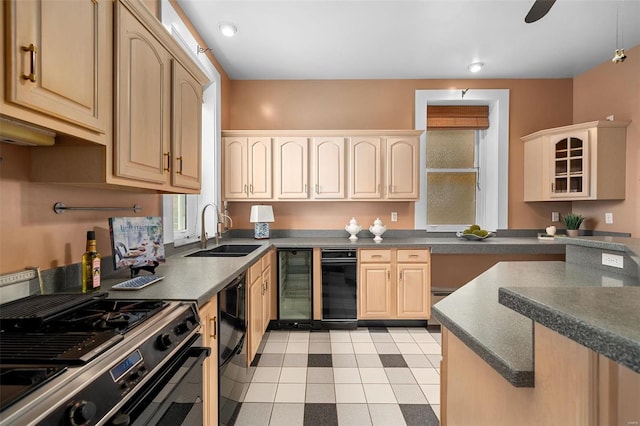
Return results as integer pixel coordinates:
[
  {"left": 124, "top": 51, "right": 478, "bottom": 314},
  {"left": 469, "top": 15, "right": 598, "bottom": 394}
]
[
  {"left": 399, "top": 404, "right": 439, "bottom": 426},
  {"left": 368, "top": 327, "right": 389, "bottom": 333},
  {"left": 308, "top": 354, "right": 333, "bottom": 367},
  {"left": 379, "top": 354, "right": 409, "bottom": 368},
  {"left": 250, "top": 353, "right": 261, "bottom": 367},
  {"left": 303, "top": 403, "right": 338, "bottom": 426},
  {"left": 226, "top": 401, "right": 243, "bottom": 426}
]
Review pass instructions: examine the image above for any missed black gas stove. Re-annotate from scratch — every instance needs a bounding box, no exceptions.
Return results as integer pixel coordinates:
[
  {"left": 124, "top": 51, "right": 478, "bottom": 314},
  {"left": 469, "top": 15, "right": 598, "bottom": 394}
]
[{"left": 0, "top": 293, "right": 203, "bottom": 425}]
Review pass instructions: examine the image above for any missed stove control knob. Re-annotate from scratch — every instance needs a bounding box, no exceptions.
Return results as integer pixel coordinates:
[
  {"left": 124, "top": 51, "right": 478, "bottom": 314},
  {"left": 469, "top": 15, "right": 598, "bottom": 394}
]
[
  {"left": 176, "top": 318, "right": 196, "bottom": 335},
  {"left": 157, "top": 333, "right": 173, "bottom": 350},
  {"left": 68, "top": 400, "right": 96, "bottom": 425}
]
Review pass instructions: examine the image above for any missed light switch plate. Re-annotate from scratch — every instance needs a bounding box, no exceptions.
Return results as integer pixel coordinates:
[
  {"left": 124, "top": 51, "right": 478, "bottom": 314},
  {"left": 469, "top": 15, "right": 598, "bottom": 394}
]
[
  {"left": 391, "top": 212, "right": 398, "bottom": 222},
  {"left": 605, "top": 212, "right": 613, "bottom": 224}
]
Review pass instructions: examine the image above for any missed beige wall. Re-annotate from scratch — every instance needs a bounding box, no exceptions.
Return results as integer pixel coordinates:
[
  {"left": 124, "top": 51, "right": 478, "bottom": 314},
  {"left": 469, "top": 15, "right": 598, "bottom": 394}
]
[
  {"left": 0, "top": 143, "right": 161, "bottom": 274},
  {"left": 572, "top": 45, "right": 640, "bottom": 236},
  {"left": 227, "top": 78, "right": 574, "bottom": 230}
]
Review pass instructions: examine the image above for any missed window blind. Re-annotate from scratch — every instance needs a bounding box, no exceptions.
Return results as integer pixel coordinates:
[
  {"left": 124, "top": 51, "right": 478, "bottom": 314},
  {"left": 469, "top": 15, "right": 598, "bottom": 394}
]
[{"left": 427, "top": 105, "right": 489, "bottom": 130}]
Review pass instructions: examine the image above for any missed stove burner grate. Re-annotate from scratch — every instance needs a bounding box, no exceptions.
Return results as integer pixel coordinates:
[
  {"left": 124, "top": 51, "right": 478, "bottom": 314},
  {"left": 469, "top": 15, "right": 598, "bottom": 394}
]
[{"left": 0, "top": 331, "right": 123, "bottom": 364}]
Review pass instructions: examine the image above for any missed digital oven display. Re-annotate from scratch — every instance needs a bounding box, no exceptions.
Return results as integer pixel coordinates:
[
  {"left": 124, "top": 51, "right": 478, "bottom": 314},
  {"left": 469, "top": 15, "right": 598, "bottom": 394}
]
[{"left": 110, "top": 350, "right": 143, "bottom": 382}]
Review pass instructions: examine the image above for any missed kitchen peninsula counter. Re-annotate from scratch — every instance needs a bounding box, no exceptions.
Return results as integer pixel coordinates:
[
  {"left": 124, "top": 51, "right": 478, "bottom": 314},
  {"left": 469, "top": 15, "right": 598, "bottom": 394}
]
[
  {"left": 102, "top": 235, "right": 565, "bottom": 306},
  {"left": 433, "top": 236, "right": 640, "bottom": 425}
]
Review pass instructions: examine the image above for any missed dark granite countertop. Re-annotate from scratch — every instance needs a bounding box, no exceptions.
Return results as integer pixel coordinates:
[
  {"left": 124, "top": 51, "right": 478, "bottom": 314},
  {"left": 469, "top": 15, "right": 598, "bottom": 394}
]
[
  {"left": 103, "top": 236, "right": 564, "bottom": 306},
  {"left": 499, "top": 286, "right": 640, "bottom": 374},
  {"left": 431, "top": 261, "right": 639, "bottom": 387}
]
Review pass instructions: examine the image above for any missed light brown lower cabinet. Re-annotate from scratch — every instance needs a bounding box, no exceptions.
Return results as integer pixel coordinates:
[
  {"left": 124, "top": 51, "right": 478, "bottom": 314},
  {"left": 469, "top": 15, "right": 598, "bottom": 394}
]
[
  {"left": 441, "top": 324, "right": 640, "bottom": 426},
  {"left": 358, "top": 249, "right": 431, "bottom": 320},
  {"left": 247, "top": 249, "right": 276, "bottom": 365},
  {"left": 199, "top": 296, "right": 217, "bottom": 426}
]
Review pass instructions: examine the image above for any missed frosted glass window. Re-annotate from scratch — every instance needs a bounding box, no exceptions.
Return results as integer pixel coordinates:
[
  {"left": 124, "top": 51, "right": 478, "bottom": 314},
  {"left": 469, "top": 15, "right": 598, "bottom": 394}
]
[
  {"left": 426, "top": 130, "right": 475, "bottom": 169},
  {"left": 427, "top": 173, "right": 476, "bottom": 225}
]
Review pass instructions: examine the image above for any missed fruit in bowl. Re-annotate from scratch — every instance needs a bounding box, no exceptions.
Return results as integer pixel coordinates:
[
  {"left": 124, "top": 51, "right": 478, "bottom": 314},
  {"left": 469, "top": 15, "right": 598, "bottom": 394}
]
[{"left": 457, "top": 225, "right": 495, "bottom": 240}]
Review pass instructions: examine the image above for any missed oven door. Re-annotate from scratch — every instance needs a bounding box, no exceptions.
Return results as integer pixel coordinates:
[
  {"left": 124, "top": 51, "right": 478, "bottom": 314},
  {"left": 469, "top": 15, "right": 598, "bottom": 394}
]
[{"left": 110, "top": 335, "right": 210, "bottom": 426}]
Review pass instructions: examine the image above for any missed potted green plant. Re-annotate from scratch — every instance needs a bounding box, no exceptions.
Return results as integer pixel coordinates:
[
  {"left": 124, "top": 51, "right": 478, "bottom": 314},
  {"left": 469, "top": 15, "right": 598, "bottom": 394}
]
[{"left": 561, "top": 213, "right": 584, "bottom": 237}]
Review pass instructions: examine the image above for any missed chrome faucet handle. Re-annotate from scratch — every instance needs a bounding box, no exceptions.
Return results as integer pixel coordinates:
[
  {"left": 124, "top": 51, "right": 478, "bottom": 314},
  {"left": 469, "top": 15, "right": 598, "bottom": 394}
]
[{"left": 219, "top": 214, "right": 234, "bottom": 232}]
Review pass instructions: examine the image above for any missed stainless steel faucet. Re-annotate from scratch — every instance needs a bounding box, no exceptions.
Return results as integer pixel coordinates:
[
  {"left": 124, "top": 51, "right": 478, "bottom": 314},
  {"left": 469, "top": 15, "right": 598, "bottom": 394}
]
[
  {"left": 201, "top": 203, "right": 218, "bottom": 249},
  {"left": 201, "top": 203, "right": 233, "bottom": 249}
]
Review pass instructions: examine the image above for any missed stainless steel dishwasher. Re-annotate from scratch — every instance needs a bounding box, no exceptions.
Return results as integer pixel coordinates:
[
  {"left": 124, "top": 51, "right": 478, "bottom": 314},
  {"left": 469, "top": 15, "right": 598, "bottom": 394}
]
[{"left": 321, "top": 249, "right": 358, "bottom": 327}]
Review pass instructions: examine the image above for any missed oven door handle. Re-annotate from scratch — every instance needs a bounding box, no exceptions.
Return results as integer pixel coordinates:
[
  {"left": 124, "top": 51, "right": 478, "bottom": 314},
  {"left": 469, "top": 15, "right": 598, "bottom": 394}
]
[{"left": 219, "top": 334, "right": 245, "bottom": 369}]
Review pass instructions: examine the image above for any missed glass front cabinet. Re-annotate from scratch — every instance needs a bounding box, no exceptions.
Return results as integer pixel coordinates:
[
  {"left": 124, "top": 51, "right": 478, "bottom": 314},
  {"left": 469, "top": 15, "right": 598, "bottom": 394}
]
[
  {"left": 522, "top": 121, "right": 629, "bottom": 202},
  {"left": 550, "top": 131, "right": 590, "bottom": 198}
]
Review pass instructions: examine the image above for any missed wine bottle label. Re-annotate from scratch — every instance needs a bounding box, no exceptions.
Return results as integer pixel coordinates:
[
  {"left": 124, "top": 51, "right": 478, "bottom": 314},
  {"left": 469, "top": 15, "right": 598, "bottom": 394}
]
[{"left": 92, "top": 257, "right": 101, "bottom": 288}]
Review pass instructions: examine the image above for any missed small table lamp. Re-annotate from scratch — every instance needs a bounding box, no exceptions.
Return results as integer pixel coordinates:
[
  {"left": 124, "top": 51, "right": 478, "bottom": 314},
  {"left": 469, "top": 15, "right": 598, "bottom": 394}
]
[{"left": 249, "top": 205, "right": 274, "bottom": 239}]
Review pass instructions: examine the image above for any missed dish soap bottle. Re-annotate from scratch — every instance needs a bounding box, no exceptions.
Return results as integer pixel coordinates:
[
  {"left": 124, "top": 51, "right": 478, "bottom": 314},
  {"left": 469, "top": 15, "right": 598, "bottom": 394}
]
[{"left": 82, "top": 231, "right": 101, "bottom": 293}]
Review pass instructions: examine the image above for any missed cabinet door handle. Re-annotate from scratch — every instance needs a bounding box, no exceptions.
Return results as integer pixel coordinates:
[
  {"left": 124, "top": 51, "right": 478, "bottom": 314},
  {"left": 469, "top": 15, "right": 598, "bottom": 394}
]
[
  {"left": 387, "top": 270, "right": 391, "bottom": 280},
  {"left": 551, "top": 183, "right": 555, "bottom": 192},
  {"left": 21, "top": 44, "right": 37, "bottom": 82},
  {"left": 304, "top": 184, "right": 308, "bottom": 194},
  {"left": 176, "top": 156, "right": 183, "bottom": 175},
  {"left": 164, "top": 152, "right": 171, "bottom": 172},
  {"left": 211, "top": 316, "right": 217, "bottom": 339},
  {"left": 372, "top": 254, "right": 382, "bottom": 258},
  {"left": 399, "top": 272, "right": 403, "bottom": 281},
  {"left": 409, "top": 254, "right": 419, "bottom": 258},
  {"left": 250, "top": 184, "right": 254, "bottom": 194},
  {"left": 388, "top": 184, "right": 393, "bottom": 194},
  {"left": 315, "top": 184, "right": 319, "bottom": 194},
  {"left": 244, "top": 184, "right": 248, "bottom": 194}
]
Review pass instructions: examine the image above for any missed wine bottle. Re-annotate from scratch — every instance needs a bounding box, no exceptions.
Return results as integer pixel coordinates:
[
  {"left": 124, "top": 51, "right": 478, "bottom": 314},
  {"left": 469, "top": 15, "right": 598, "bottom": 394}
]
[{"left": 82, "top": 231, "right": 101, "bottom": 293}]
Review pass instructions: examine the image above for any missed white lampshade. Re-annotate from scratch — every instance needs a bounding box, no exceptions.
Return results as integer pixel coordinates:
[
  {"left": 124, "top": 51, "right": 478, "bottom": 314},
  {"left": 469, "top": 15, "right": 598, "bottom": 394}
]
[{"left": 249, "top": 205, "right": 274, "bottom": 223}]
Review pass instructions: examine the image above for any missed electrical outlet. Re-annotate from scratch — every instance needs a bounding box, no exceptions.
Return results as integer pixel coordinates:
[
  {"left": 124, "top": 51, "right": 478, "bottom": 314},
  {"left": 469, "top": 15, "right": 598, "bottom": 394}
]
[
  {"left": 605, "top": 212, "right": 613, "bottom": 224},
  {"left": 551, "top": 212, "right": 559, "bottom": 222},
  {"left": 391, "top": 212, "right": 398, "bottom": 222},
  {"left": 602, "top": 253, "right": 624, "bottom": 269}
]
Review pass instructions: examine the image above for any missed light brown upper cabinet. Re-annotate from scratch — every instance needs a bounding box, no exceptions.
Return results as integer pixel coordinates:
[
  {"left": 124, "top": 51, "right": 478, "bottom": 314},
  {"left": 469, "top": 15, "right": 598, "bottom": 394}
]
[
  {"left": 171, "top": 61, "right": 203, "bottom": 190},
  {"left": 386, "top": 137, "right": 420, "bottom": 199},
  {"left": 114, "top": 2, "right": 172, "bottom": 185},
  {"left": 349, "top": 137, "right": 382, "bottom": 199},
  {"left": 311, "top": 137, "right": 346, "bottom": 199},
  {"left": 222, "top": 130, "right": 422, "bottom": 202},
  {"left": 3, "top": 0, "right": 111, "bottom": 143},
  {"left": 29, "top": 0, "right": 209, "bottom": 193},
  {"left": 223, "top": 137, "right": 272, "bottom": 199},
  {"left": 522, "top": 121, "right": 629, "bottom": 201},
  {"left": 275, "top": 137, "right": 309, "bottom": 199}
]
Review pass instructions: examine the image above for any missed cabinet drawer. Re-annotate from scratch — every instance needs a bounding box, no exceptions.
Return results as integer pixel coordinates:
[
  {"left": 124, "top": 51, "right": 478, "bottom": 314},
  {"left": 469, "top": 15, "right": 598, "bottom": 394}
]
[
  {"left": 396, "top": 249, "right": 429, "bottom": 263},
  {"left": 261, "top": 252, "right": 271, "bottom": 270},
  {"left": 249, "top": 261, "right": 262, "bottom": 281},
  {"left": 359, "top": 250, "right": 392, "bottom": 262}
]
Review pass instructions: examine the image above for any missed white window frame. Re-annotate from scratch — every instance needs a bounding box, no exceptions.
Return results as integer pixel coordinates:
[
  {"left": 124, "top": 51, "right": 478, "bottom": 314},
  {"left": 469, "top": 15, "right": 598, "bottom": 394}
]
[
  {"left": 160, "top": 1, "right": 222, "bottom": 247},
  {"left": 414, "top": 89, "right": 509, "bottom": 232}
]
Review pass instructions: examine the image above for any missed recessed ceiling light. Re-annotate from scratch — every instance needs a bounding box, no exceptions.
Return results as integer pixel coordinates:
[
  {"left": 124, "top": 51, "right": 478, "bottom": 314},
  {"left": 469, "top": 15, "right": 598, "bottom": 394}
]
[
  {"left": 468, "top": 62, "right": 484, "bottom": 73},
  {"left": 219, "top": 23, "right": 237, "bottom": 37}
]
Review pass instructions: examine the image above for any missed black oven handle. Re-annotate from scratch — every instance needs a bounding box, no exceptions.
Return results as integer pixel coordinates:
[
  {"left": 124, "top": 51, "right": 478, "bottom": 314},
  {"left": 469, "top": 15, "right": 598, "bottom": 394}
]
[{"left": 108, "top": 338, "right": 210, "bottom": 425}]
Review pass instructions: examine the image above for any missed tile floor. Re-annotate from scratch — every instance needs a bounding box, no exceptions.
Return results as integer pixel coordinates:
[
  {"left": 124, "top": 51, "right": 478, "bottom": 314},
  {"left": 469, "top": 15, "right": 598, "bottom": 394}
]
[{"left": 232, "top": 326, "right": 441, "bottom": 426}]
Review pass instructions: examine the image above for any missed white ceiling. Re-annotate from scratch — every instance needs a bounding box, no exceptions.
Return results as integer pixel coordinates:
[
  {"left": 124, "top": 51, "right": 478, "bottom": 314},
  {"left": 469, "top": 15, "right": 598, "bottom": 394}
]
[{"left": 175, "top": 0, "right": 640, "bottom": 80}]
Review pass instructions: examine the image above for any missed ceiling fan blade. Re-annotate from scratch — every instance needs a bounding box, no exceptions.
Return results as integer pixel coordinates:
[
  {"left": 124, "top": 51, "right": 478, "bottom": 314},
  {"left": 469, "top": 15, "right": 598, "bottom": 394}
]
[{"left": 525, "top": 0, "right": 556, "bottom": 23}]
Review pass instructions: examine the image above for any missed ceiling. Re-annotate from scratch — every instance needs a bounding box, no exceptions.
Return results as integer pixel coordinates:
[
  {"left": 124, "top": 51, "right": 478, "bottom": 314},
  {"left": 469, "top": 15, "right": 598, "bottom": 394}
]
[{"left": 175, "top": 0, "right": 640, "bottom": 80}]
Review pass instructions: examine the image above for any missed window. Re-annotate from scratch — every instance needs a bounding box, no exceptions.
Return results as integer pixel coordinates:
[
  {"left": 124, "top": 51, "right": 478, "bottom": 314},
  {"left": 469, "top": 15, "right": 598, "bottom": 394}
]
[
  {"left": 426, "top": 129, "right": 479, "bottom": 226},
  {"left": 414, "top": 90, "right": 509, "bottom": 232}
]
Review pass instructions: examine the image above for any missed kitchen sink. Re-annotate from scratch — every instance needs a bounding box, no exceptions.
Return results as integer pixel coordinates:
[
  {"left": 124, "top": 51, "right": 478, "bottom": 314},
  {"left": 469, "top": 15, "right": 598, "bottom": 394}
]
[{"left": 186, "top": 244, "right": 261, "bottom": 258}]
